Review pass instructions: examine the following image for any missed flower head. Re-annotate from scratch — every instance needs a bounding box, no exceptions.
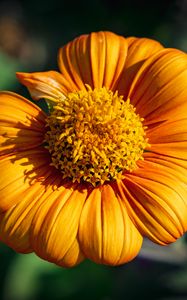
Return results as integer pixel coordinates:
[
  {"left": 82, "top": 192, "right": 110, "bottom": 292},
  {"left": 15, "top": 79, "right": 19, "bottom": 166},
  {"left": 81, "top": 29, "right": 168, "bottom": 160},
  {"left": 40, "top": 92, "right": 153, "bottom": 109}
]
[
  {"left": 0, "top": 31, "right": 187, "bottom": 267},
  {"left": 45, "top": 86, "right": 148, "bottom": 186}
]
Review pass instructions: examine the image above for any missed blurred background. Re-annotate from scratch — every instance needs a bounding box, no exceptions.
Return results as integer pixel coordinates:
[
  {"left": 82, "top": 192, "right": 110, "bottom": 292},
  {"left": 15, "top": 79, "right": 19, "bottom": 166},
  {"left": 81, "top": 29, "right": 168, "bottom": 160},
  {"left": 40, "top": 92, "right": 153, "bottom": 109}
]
[{"left": 0, "top": 0, "right": 187, "bottom": 299}]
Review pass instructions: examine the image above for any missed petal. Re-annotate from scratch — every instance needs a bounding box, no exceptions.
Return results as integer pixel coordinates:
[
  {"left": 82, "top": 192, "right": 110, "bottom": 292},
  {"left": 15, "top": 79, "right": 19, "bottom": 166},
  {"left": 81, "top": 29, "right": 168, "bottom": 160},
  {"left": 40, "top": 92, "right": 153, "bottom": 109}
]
[
  {"left": 0, "top": 148, "right": 54, "bottom": 211},
  {"left": 0, "top": 92, "right": 46, "bottom": 155},
  {"left": 78, "top": 184, "right": 142, "bottom": 266},
  {"left": 30, "top": 182, "right": 87, "bottom": 268},
  {"left": 16, "top": 71, "right": 72, "bottom": 101},
  {"left": 0, "top": 172, "right": 59, "bottom": 253},
  {"left": 58, "top": 31, "right": 128, "bottom": 90},
  {"left": 128, "top": 49, "right": 187, "bottom": 123},
  {"left": 142, "top": 152, "right": 187, "bottom": 185},
  {"left": 58, "top": 238, "right": 84, "bottom": 268},
  {"left": 78, "top": 188, "right": 102, "bottom": 263},
  {"left": 147, "top": 118, "right": 187, "bottom": 159},
  {"left": 116, "top": 37, "right": 163, "bottom": 97},
  {"left": 118, "top": 158, "right": 187, "bottom": 245}
]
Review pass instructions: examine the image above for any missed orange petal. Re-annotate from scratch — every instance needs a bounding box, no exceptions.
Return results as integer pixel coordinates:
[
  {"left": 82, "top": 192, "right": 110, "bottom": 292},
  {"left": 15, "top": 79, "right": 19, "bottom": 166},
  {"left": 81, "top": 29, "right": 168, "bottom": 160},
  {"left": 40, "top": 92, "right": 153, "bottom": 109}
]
[
  {"left": 58, "top": 31, "right": 128, "bottom": 90},
  {"left": 0, "top": 148, "right": 54, "bottom": 212},
  {"left": 118, "top": 158, "right": 187, "bottom": 245},
  {"left": 147, "top": 118, "right": 187, "bottom": 159},
  {"left": 142, "top": 152, "right": 187, "bottom": 185},
  {"left": 78, "top": 184, "right": 142, "bottom": 266},
  {"left": 16, "top": 71, "right": 72, "bottom": 101},
  {"left": 58, "top": 238, "right": 84, "bottom": 268},
  {"left": 128, "top": 48, "right": 187, "bottom": 123},
  {"left": 0, "top": 173, "right": 59, "bottom": 253},
  {"left": 116, "top": 37, "right": 163, "bottom": 97},
  {"left": 78, "top": 188, "right": 102, "bottom": 263},
  {"left": 30, "top": 183, "right": 87, "bottom": 268},
  {"left": 0, "top": 92, "right": 46, "bottom": 155}
]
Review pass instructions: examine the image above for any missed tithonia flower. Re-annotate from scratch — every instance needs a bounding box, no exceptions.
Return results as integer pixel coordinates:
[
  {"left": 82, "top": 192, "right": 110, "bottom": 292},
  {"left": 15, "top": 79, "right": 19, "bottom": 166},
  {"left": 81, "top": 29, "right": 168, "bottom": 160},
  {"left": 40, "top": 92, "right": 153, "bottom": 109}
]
[{"left": 1, "top": 31, "right": 187, "bottom": 267}]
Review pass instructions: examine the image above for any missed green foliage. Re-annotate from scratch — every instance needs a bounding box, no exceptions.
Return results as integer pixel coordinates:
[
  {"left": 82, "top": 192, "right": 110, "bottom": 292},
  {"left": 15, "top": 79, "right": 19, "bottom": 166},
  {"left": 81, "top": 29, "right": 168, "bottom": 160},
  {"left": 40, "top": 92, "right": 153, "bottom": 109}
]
[{"left": 0, "top": 52, "right": 20, "bottom": 89}]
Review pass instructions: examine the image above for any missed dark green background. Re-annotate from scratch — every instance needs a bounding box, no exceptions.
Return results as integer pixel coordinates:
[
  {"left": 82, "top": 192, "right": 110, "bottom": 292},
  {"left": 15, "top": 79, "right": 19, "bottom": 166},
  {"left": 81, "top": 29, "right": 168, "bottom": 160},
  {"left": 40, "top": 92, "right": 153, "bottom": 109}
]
[{"left": 0, "top": 0, "right": 187, "bottom": 299}]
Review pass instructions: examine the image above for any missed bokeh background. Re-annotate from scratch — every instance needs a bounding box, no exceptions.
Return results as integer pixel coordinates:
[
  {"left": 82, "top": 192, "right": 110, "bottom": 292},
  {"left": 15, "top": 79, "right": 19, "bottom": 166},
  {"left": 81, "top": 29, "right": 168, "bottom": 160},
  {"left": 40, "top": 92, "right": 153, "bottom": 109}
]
[{"left": 0, "top": 0, "right": 187, "bottom": 299}]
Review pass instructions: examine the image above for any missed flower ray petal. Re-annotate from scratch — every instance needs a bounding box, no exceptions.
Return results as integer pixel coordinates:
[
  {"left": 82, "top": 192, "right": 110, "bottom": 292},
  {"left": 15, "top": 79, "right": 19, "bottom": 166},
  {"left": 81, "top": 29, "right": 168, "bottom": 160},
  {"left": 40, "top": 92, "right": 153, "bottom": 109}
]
[
  {"left": 0, "top": 173, "right": 59, "bottom": 253},
  {"left": 118, "top": 160, "right": 187, "bottom": 244},
  {"left": 142, "top": 152, "right": 187, "bottom": 184},
  {"left": 30, "top": 183, "right": 87, "bottom": 267},
  {"left": 58, "top": 31, "right": 128, "bottom": 90},
  {"left": 79, "top": 184, "right": 142, "bottom": 265},
  {"left": 0, "top": 148, "right": 54, "bottom": 211},
  {"left": 116, "top": 37, "right": 163, "bottom": 97},
  {"left": 0, "top": 92, "right": 46, "bottom": 155},
  {"left": 16, "top": 71, "right": 72, "bottom": 101},
  {"left": 147, "top": 118, "right": 187, "bottom": 159},
  {"left": 57, "top": 238, "right": 85, "bottom": 268},
  {"left": 128, "top": 49, "right": 187, "bottom": 123}
]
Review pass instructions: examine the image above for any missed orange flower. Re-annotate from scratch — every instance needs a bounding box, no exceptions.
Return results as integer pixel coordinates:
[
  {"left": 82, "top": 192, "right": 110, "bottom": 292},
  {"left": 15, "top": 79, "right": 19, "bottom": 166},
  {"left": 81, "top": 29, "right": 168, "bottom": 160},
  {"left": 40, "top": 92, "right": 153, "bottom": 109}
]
[{"left": 1, "top": 31, "right": 187, "bottom": 267}]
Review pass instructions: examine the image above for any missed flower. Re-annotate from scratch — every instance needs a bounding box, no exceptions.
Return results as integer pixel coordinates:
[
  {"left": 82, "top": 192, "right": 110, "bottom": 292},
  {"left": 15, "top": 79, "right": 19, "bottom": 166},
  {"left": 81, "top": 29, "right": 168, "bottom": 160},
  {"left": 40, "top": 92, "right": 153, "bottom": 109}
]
[{"left": 0, "top": 31, "right": 187, "bottom": 267}]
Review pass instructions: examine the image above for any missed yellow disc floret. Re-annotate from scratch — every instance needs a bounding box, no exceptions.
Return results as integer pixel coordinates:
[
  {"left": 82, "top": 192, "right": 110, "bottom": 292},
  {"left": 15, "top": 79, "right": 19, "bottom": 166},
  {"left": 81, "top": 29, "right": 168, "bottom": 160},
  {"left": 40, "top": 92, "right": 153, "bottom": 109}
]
[{"left": 45, "top": 86, "right": 148, "bottom": 186}]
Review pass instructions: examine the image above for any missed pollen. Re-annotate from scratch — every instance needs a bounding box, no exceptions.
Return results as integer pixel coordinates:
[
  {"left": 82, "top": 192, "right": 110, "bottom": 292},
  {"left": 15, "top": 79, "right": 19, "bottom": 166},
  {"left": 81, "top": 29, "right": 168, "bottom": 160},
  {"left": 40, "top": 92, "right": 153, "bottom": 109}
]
[{"left": 44, "top": 86, "right": 149, "bottom": 186}]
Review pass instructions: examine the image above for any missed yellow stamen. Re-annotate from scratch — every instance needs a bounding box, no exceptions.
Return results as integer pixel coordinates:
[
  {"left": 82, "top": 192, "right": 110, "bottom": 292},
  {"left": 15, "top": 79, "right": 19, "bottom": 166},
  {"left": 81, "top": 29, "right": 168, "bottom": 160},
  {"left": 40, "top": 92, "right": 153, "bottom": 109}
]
[{"left": 44, "top": 86, "right": 149, "bottom": 186}]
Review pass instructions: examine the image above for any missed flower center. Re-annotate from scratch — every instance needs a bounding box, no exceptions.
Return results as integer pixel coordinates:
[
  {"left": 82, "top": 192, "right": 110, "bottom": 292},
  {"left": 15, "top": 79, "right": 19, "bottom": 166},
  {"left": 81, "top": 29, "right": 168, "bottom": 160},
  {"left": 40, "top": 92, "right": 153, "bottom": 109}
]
[{"left": 45, "top": 86, "right": 148, "bottom": 186}]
